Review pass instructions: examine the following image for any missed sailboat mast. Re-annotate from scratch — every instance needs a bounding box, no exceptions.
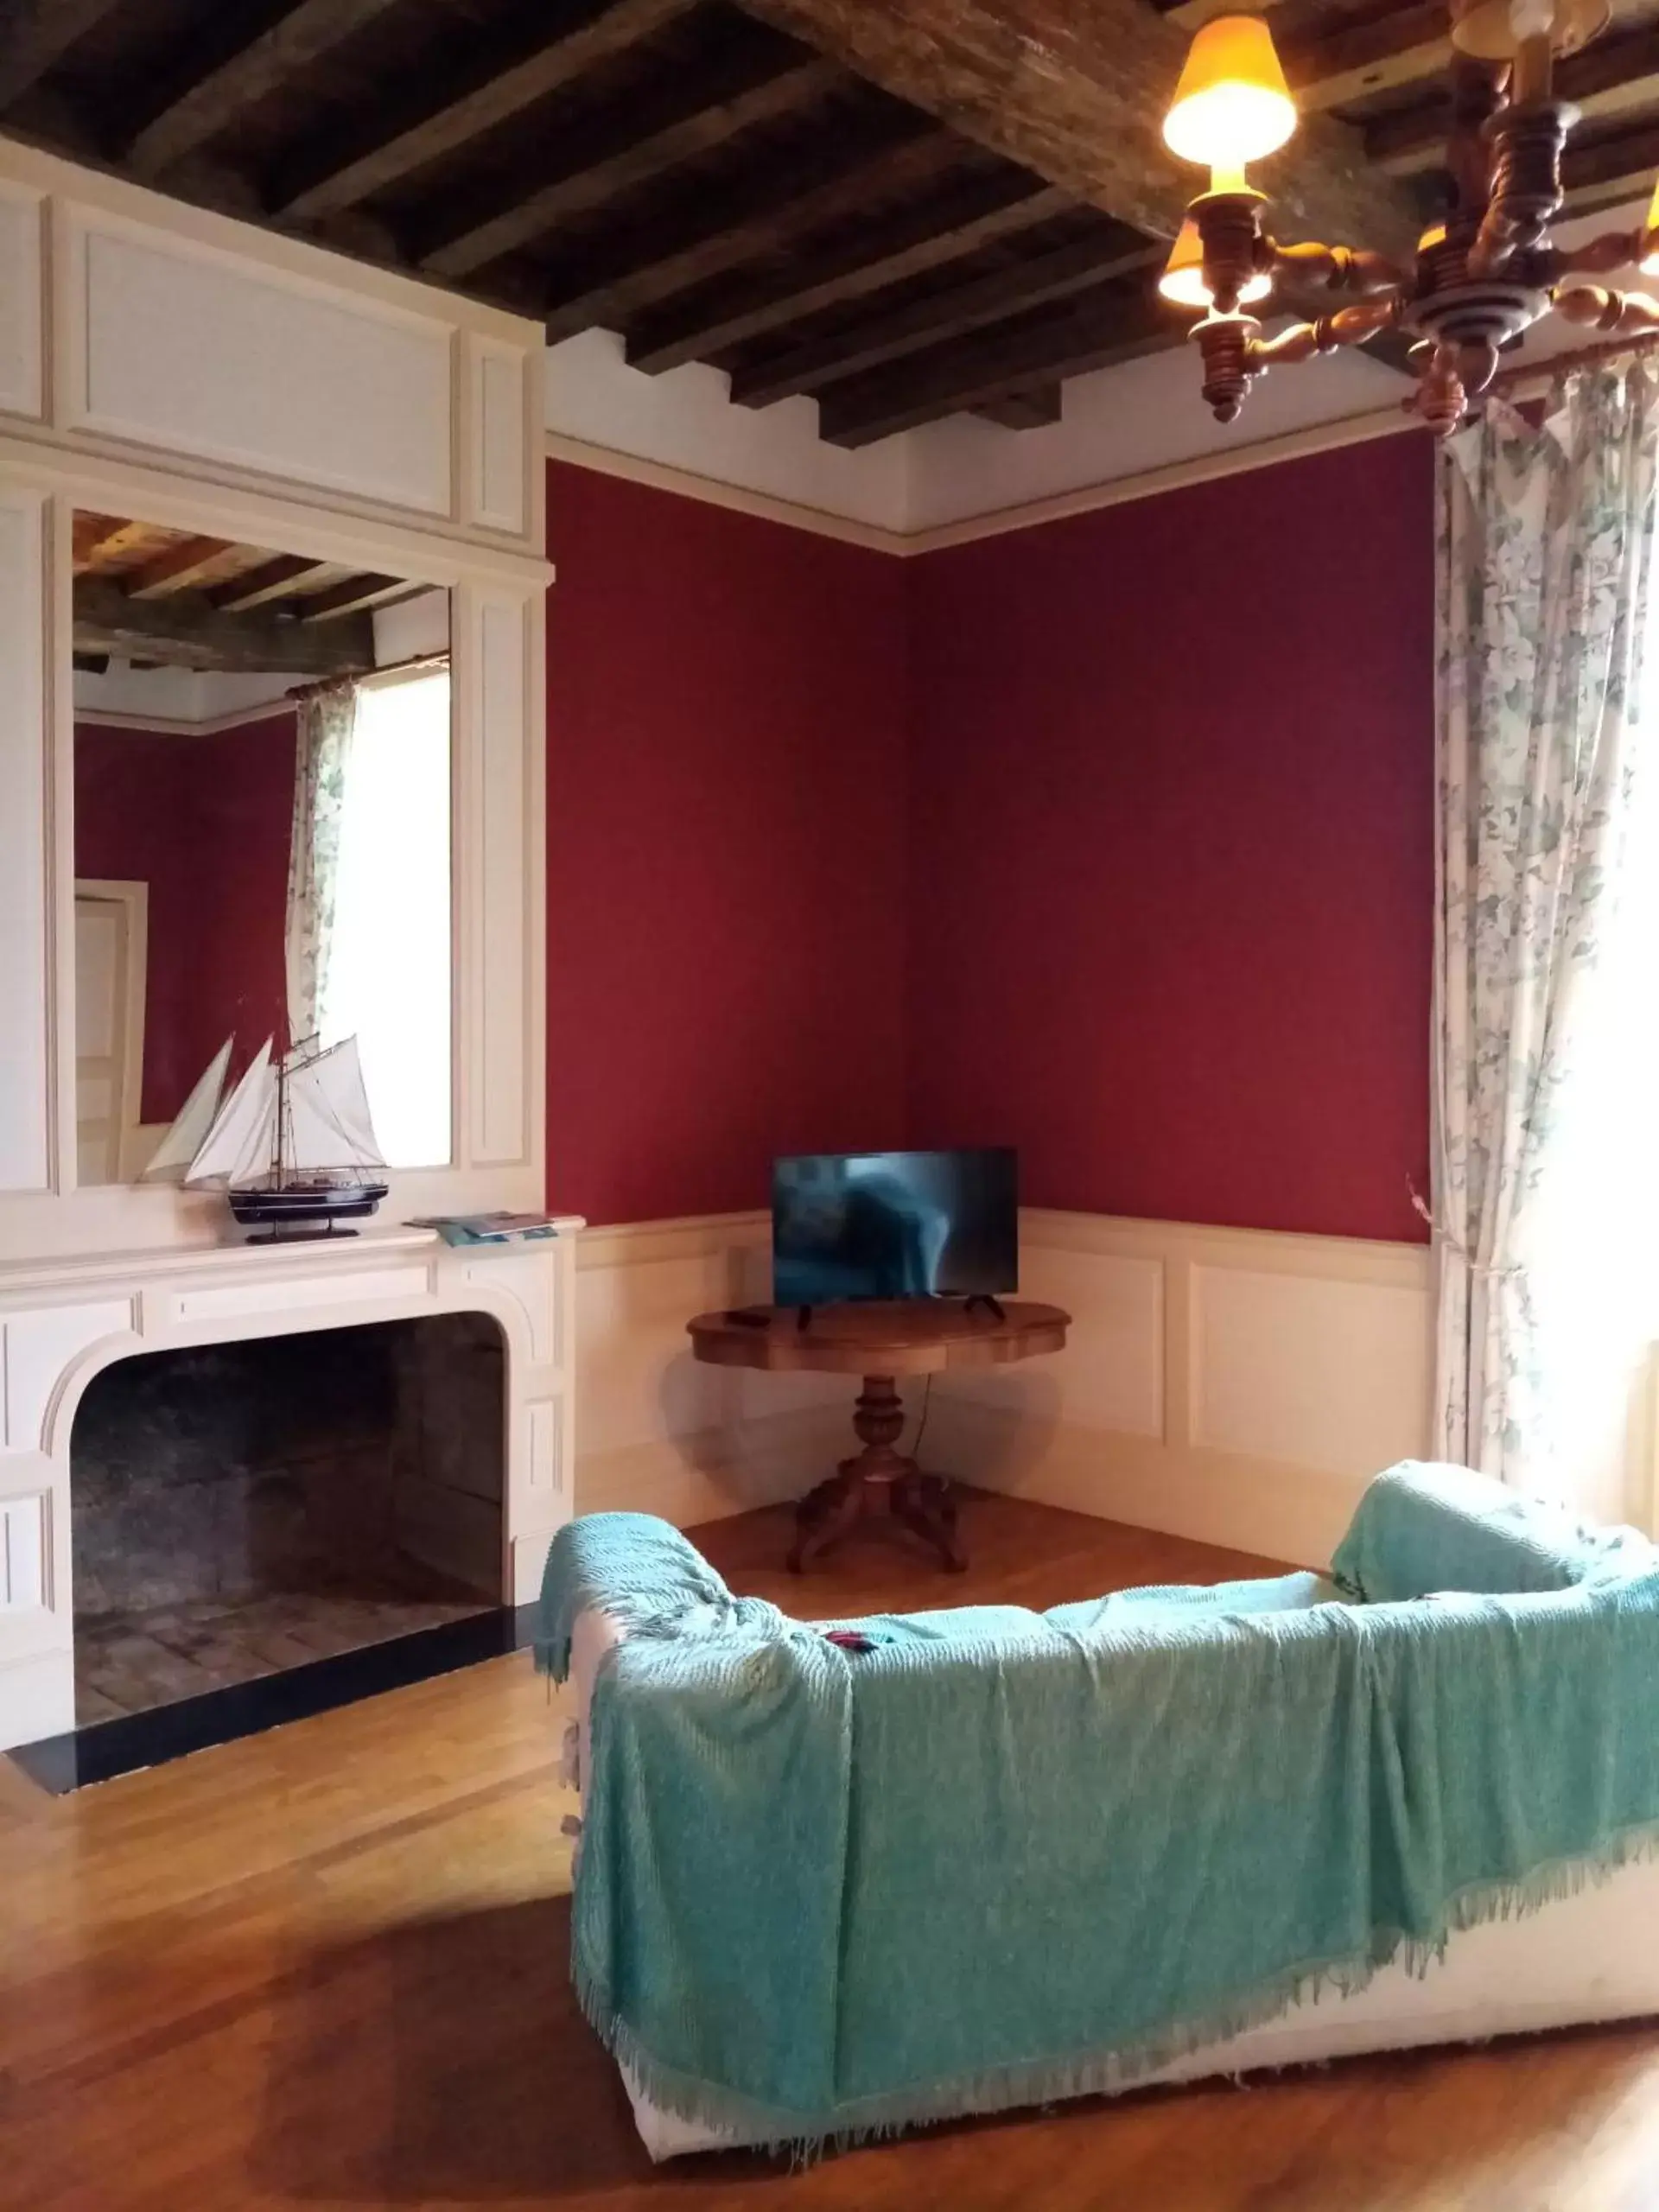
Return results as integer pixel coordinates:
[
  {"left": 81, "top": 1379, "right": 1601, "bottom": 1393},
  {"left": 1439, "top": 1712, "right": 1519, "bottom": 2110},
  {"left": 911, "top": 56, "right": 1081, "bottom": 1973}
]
[{"left": 270, "top": 1050, "right": 287, "bottom": 1188}]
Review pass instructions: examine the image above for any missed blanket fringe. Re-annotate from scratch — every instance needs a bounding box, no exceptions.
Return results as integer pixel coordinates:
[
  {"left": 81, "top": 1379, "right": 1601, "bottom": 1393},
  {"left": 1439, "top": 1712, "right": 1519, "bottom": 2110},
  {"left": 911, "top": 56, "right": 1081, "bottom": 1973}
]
[{"left": 571, "top": 1817, "right": 1659, "bottom": 2158}]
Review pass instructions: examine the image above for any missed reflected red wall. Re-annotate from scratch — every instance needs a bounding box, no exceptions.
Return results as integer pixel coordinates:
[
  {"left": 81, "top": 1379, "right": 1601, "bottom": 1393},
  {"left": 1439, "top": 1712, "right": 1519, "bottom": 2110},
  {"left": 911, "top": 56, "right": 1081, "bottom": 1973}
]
[{"left": 74, "top": 713, "right": 296, "bottom": 1123}]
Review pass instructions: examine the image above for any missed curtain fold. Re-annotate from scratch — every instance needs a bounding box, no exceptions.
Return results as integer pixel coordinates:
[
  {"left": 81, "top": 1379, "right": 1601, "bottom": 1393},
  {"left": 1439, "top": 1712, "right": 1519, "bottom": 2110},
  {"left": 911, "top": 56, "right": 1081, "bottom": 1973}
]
[
  {"left": 1432, "top": 362, "right": 1659, "bottom": 1493},
  {"left": 284, "top": 682, "right": 358, "bottom": 1052}
]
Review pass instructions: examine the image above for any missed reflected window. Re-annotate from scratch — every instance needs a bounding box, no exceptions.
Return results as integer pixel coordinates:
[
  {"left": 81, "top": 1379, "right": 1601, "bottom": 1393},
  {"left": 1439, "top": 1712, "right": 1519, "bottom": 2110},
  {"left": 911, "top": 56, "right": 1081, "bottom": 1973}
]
[{"left": 316, "top": 668, "right": 452, "bottom": 1169}]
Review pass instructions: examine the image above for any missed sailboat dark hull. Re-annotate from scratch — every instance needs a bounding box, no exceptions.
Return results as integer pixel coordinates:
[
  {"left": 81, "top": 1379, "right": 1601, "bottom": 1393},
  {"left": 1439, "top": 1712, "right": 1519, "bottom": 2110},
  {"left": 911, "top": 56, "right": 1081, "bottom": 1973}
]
[{"left": 228, "top": 1179, "right": 389, "bottom": 1240}]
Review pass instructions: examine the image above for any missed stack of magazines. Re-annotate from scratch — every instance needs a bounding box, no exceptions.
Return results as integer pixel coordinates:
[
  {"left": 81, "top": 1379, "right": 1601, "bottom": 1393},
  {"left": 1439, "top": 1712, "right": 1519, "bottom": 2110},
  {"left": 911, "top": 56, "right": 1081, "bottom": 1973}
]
[{"left": 410, "top": 1211, "right": 566, "bottom": 1249}]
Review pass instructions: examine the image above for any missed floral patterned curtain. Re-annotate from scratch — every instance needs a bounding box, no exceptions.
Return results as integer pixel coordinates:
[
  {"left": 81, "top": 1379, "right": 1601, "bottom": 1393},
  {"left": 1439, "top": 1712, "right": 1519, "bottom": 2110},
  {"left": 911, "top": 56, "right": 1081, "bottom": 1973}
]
[
  {"left": 1433, "top": 362, "right": 1659, "bottom": 1491},
  {"left": 284, "top": 682, "right": 358, "bottom": 1052}
]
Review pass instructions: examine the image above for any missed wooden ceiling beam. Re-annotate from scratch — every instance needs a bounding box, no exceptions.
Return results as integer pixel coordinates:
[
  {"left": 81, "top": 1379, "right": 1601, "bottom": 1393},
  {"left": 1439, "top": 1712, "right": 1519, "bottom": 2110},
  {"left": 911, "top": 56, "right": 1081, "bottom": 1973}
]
[
  {"left": 121, "top": 536, "right": 235, "bottom": 599},
  {"left": 420, "top": 50, "right": 841, "bottom": 278},
  {"left": 209, "top": 554, "right": 336, "bottom": 612},
  {"left": 728, "top": 232, "right": 1158, "bottom": 407},
  {"left": 1370, "top": 25, "right": 1659, "bottom": 176},
  {"left": 73, "top": 576, "right": 374, "bottom": 677},
  {"left": 296, "top": 573, "right": 411, "bottom": 620},
  {"left": 971, "top": 384, "right": 1063, "bottom": 428},
  {"left": 817, "top": 280, "right": 1182, "bottom": 445},
  {"left": 540, "top": 117, "right": 956, "bottom": 342},
  {"left": 1561, "top": 119, "right": 1659, "bottom": 213},
  {"left": 124, "top": 0, "right": 409, "bottom": 179},
  {"left": 273, "top": 0, "right": 699, "bottom": 223},
  {"left": 1282, "top": 5, "right": 1452, "bottom": 116},
  {"left": 729, "top": 0, "right": 1422, "bottom": 254},
  {"left": 0, "top": 0, "right": 125, "bottom": 111},
  {"left": 627, "top": 172, "right": 1071, "bottom": 373}
]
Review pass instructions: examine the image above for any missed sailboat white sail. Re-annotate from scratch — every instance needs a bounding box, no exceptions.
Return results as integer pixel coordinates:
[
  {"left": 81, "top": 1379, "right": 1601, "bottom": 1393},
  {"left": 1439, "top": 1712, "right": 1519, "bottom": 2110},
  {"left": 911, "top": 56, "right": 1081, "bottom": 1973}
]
[
  {"left": 183, "top": 1039, "right": 276, "bottom": 1187},
  {"left": 180, "top": 1034, "right": 385, "bottom": 1191},
  {"left": 284, "top": 1037, "right": 386, "bottom": 1174},
  {"left": 141, "top": 1037, "right": 232, "bottom": 1181}
]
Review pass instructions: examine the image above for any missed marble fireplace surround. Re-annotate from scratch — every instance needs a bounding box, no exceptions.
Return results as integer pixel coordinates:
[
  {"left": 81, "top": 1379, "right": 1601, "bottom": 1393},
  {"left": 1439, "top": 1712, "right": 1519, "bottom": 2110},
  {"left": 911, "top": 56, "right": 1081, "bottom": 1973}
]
[{"left": 0, "top": 1224, "right": 578, "bottom": 1751}]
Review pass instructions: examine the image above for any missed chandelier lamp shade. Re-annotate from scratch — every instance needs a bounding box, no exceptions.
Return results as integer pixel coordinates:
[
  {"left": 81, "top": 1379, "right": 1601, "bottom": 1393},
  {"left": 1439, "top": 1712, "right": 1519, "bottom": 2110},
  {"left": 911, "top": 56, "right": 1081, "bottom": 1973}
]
[{"left": 1160, "top": 2, "right": 1659, "bottom": 433}]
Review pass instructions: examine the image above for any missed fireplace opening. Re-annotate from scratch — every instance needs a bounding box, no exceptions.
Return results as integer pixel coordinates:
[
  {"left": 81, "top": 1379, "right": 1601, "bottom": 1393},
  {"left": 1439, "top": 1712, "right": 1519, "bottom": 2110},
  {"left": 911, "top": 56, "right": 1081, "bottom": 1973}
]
[{"left": 69, "top": 1313, "right": 505, "bottom": 1726}]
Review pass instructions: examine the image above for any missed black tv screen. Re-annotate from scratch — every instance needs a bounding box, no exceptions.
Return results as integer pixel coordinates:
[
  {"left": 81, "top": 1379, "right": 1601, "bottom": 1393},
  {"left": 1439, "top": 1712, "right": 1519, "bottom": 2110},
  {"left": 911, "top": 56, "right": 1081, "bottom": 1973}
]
[{"left": 772, "top": 1148, "right": 1017, "bottom": 1306}]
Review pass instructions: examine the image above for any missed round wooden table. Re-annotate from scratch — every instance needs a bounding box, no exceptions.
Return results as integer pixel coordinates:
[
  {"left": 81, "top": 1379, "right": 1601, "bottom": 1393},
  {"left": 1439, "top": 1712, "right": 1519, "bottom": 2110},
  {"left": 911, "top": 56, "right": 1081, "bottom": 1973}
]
[{"left": 687, "top": 1299, "right": 1071, "bottom": 1573}]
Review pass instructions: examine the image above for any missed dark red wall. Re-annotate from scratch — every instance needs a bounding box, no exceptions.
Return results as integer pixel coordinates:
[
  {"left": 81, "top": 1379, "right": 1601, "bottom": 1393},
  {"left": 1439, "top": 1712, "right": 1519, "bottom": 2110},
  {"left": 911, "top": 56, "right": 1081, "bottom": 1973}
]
[
  {"left": 906, "top": 435, "right": 1435, "bottom": 1243},
  {"left": 75, "top": 714, "right": 296, "bottom": 1123},
  {"left": 545, "top": 440, "right": 1434, "bottom": 1239},
  {"left": 544, "top": 461, "right": 910, "bottom": 1224}
]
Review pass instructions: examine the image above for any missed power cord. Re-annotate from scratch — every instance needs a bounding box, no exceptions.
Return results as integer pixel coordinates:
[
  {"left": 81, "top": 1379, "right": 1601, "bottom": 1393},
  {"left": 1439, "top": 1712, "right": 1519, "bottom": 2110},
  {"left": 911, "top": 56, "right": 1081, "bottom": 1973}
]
[{"left": 908, "top": 1374, "right": 934, "bottom": 1463}]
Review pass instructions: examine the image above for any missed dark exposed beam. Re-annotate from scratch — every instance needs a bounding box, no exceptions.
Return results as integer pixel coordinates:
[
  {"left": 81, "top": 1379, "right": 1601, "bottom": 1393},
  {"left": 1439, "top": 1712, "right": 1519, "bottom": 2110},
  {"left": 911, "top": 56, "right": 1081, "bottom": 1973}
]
[
  {"left": 541, "top": 117, "right": 955, "bottom": 341},
  {"left": 0, "top": 0, "right": 124, "bottom": 111},
  {"left": 209, "top": 554, "right": 336, "bottom": 612},
  {"left": 297, "top": 573, "right": 410, "bottom": 620},
  {"left": 1282, "top": 4, "right": 1450, "bottom": 115},
  {"left": 971, "top": 385, "right": 1062, "bottom": 428},
  {"left": 730, "top": 0, "right": 1422, "bottom": 255},
  {"left": 1370, "top": 25, "right": 1659, "bottom": 177},
  {"left": 729, "top": 232, "right": 1158, "bottom": 407},
  {"left": 124, "top": 0, "right": 409, "bottom": 179},
  {"left": 122, "top": 536, "right": 234, "bottom": 599},
  {"left": 73, "top": 576, "right": 373, "bottom": 677},
  {"left": 627, "top": 173, "right": 1071, "bottom": 373},
  {"left": 817, "top": 279, "right": 1178, "bottom": 446},
  {"left": 1562, "top": 119, "right": 1659, "bottom": 213},
  {"left": 273, "top": 0, "right": 699, "bottom": 224},
  {"left": 420, "top": 50, "right": 841, "bottom": 279}
]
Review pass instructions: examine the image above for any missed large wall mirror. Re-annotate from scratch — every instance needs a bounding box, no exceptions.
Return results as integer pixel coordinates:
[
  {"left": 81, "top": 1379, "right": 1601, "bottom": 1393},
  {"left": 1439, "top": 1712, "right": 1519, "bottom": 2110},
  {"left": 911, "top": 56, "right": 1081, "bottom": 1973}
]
[{"left": 70, "top": 511, "right": 454, "bottom": 1192}]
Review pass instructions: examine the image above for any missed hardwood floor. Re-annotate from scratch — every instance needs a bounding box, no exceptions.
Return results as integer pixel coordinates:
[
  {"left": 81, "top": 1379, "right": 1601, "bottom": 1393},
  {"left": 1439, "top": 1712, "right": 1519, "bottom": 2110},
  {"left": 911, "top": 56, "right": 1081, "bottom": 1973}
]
[{"left": 4, "top": 1491, "right": 1659, "bottom": 2211}]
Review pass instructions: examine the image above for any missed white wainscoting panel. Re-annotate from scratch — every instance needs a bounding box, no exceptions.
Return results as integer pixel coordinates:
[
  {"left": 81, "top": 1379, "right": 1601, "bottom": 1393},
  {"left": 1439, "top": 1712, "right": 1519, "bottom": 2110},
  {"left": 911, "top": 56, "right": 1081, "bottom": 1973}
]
[
  {"left": 65, "top": 215, "right": 454, "bottom": 515},
  {"left": 1192, "top": 1264, "right": 1433, "bottom": 1476},
  {"left": 461, "top": 588, "right": 531, "bottom": 1167},
  {"left": 0, "top": 182, "right": 41, "bottom": 419},
  {"left": 571, "top": 1207, "right": 1440, "bottom": 1571},
  {"left": 467, "top": 335, "right": 529, "bottom": 535},
  {"left": 0, "top": 487, "right": 48, "bottom": 1194}
]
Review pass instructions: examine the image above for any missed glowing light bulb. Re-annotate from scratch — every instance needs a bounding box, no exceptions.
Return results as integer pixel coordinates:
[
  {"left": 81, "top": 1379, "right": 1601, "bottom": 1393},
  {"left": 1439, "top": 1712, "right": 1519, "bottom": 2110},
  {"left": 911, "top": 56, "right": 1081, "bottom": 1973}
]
[{"left": 1158, "top": 217, "right": 1272, "bottom": 308}]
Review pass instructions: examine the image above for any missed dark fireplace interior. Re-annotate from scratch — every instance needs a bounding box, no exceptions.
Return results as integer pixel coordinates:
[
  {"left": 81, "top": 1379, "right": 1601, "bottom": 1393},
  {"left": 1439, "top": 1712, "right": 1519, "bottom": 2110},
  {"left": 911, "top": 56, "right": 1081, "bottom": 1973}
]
[{"left": 69, "top": 1313, "right": 504, "bottom": 1726}]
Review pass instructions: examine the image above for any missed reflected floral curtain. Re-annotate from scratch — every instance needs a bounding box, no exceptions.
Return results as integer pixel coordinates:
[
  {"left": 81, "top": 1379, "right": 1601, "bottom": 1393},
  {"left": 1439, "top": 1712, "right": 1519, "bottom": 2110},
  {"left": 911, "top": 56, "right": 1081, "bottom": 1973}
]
[
  {"left": 1432, "top": 361, "right": 1659, "bottom": 1494},
  {"left": 284, "top": 681, "right": 358, "bottom": 1052}
]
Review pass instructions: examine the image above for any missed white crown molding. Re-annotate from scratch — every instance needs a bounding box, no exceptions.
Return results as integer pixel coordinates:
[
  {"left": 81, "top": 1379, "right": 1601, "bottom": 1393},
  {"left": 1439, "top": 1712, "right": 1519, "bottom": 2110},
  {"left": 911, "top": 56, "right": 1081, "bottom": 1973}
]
[
  {"left": 73, "top": 702, "right": 300, "bottom": 738},
  {"left": 547, "top": 402, "right": 1414, "bottom": 558},
  {"left": 545, "top": 430, "right": 910, "bottom": 554}
]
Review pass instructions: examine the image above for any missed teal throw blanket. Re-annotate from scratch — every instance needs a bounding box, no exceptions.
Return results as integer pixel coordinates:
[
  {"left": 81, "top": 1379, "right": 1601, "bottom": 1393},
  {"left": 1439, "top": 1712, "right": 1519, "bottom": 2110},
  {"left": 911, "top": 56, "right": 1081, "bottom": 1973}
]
[
  {"left": 1332, "top": 1459, "right": 1646, "bottom": 1601},
  {"left": 542, "top": 1495, "right": 1659, "bottom": 2150}
]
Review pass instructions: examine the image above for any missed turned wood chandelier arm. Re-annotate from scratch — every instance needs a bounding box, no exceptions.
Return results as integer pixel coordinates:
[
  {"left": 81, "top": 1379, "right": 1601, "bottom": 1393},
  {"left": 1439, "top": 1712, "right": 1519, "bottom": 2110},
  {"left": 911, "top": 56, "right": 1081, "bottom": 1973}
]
[
  {"left": 1536, "top": 229, "right": 1650, "bottom": 283},
  {"left": 1247, "top": 295, "right": 1404, "bottom": 369},
  {"left": 1265, "top": 240, "right": 1411, "bottom": 299},
  {"left": 1552, "top": 283, "right": 1659, "bottom": 339}
]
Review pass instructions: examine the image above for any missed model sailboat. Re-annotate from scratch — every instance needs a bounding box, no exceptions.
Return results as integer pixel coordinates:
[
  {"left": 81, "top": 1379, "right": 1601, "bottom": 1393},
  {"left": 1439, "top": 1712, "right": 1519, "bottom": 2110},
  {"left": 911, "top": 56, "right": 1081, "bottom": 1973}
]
[{"left": 144, "top": 1034, "right": 389, "bottom": 1240}]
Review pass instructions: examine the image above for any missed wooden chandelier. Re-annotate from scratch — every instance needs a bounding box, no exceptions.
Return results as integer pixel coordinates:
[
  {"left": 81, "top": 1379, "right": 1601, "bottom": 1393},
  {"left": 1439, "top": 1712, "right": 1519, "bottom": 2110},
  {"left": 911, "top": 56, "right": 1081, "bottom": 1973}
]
[{"left": 1162, "top": 0, "right": 1659, "bottom": 435}]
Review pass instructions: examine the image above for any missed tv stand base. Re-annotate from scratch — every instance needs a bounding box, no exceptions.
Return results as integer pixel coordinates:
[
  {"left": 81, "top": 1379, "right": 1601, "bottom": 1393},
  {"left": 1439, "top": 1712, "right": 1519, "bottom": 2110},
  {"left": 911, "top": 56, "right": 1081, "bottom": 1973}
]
[{"left": 788, "top": 1375, "right": 964, "bottom": 1574}]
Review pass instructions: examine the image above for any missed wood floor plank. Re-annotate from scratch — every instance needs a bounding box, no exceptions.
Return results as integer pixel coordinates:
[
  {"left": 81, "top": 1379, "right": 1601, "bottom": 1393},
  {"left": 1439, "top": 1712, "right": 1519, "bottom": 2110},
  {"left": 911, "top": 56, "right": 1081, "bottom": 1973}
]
[{"left": 2, "top": 1492, "right": 1657, "bottom": 2208}]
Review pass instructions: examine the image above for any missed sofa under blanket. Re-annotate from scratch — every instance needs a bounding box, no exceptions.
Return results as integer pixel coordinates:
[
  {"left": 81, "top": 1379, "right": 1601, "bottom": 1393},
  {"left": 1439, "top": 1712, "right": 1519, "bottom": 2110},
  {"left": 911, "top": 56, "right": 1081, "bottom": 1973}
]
[{"left": 538, "top": 1469, "right": 1659, "bottom": 2152}]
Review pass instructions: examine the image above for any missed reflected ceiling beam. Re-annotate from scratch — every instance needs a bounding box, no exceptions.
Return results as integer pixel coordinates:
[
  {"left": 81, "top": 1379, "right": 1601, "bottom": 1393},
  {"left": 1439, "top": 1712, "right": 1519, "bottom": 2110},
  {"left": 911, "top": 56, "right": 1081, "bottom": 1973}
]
[
  {"left": 124, "top": 0, "right": 408, "bottom": 178},
  {"left": 729, "top": 231, "right": 1157, "bottom": 407},
  {"left": 418, "top": 48, "right": 840, "bottom": 278},
  {"left": 121, "top": 535, "right": 235, "bottom": 598},
  {"left": 73, "top": 576, "right": 374, "bottom": 677},
  {"left": 209, "top": 553, "right": 336, "bottom": 612},
  {"left": 626, "top": 173, "right": 1071, "bottom": 373},
  {"left": 729, "top": 0, "right": 1421, "bottom": 254},
  {"left": 0, "top": 0, "right": 124, "bottom": 110},
  {"left": 272, "top": 0, "right": 699, "bottom": 223},
  {"left": 297, "top": 573, "right": 415, "bottom": 620},
  {"left": 817, "top": 281, "right": 1177, "bottom": 445}
]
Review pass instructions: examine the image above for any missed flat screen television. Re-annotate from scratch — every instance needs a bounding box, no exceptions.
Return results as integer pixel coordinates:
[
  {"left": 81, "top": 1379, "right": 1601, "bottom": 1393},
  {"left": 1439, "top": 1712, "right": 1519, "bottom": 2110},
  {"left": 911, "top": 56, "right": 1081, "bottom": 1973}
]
[{"left": 772, "top": 1147, "right": 1017, "bottom": 1306}]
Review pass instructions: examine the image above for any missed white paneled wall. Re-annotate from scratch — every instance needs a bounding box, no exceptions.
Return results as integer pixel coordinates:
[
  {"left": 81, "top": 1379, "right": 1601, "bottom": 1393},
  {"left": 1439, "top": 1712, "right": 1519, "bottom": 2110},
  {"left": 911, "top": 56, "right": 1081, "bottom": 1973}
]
[{"left": 572, "top": 1207, "right": 1438, "bottom": 1571}]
